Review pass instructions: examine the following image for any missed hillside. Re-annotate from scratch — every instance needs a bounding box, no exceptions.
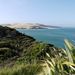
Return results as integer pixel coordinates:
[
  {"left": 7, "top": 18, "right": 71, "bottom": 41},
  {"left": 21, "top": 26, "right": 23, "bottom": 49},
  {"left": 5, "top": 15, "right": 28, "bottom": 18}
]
[
  {"left": 2, "top": 23, "right": 61, "bottom": 29},
  {"left": 0, "top": 26, "right": 61, "bottom": 65},
  {"left": 0, "top": 26, "right": 35, "bottom": 64},
  {"left": 0, "top": 26, "right": 74, "bottom": 75}
]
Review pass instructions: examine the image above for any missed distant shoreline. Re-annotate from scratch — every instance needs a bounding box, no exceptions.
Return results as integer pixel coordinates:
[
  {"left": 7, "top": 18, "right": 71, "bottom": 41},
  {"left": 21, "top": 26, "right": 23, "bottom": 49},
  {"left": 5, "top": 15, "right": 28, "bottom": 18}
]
[{"left": 1, "top": 23, "right": 61, "bottom": 29}]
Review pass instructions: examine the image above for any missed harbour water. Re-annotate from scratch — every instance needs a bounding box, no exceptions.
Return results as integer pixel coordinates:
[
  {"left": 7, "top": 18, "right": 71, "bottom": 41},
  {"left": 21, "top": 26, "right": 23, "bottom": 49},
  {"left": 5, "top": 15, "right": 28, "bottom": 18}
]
[{"left": 17, "top": 28, "right": 75, "bottom": 48}]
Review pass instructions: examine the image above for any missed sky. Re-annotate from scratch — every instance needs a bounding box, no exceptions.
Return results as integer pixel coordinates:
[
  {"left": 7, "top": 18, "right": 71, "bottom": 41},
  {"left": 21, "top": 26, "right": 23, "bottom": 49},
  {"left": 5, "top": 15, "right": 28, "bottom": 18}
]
[{"left": 0, "top": 0, "right": 75, "bottom": 27}]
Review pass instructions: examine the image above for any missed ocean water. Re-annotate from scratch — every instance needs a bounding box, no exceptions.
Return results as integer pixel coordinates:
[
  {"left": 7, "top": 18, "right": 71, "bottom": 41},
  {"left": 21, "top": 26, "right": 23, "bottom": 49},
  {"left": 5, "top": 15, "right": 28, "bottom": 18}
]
[{"left": 17, "top": 28, "right": 75, "bottom": 48}]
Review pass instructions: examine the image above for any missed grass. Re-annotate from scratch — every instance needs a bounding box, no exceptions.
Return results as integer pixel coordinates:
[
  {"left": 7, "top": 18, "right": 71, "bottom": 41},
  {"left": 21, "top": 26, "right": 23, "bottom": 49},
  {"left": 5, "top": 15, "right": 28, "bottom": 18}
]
[
  {"left": 45, "top": 39, "right": 75, "bottom": 75},
  {"left": 0, "top": 39, "right": 75, "bottom": 75},
  {"left": 0, "top": 26, "right": 75, "bottom": 75},
  {"left": 0, "top": 63, "right": 42, "bottom": 75}
]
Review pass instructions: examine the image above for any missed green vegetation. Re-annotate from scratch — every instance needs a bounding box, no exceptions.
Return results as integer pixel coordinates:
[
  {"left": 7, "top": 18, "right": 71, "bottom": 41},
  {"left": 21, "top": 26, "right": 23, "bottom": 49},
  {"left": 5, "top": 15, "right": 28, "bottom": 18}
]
[
  {"left": 0, "top": 26, "right": 75, "bottom": 75},
  {"left": 0, "top": 63, "right": 42, "bottom": 75},
  {"left": 45, "top": 39, "right": 75, "bottom": 75}
]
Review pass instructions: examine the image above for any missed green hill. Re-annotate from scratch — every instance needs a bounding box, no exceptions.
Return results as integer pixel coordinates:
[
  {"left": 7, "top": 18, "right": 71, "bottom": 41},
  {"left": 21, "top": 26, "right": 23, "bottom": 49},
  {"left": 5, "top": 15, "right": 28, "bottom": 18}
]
[
  {"left": 0, "top": 26, "right": 60, "bottom": 65},
  {"left": 0, "top": 26, "right": 75, "bottom": 75}
]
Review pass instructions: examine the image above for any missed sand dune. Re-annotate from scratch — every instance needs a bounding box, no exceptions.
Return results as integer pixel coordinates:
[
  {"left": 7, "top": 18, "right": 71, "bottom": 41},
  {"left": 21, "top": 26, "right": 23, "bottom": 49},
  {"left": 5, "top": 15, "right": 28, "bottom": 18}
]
[{"left": 3, "top": 23, "right": 61, "bottom": 29}]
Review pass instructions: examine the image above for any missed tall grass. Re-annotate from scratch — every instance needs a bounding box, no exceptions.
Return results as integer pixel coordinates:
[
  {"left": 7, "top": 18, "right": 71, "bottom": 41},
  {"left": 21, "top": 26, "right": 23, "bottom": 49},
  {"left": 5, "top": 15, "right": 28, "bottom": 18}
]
[
  {"left": 45, "top": 39, "right": 75, "bottom": 75},
  {"left": 0, "top": 39, "right": 75, "bottom": 75},
  {"left": 0, "top": 63, "right": 42, "bottom": 75}
]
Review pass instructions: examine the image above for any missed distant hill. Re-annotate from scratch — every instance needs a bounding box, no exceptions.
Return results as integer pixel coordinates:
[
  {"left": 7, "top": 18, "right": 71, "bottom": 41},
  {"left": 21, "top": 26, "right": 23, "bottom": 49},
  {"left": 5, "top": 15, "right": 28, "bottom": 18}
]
[{"left": 2, "top": 23, "right": 61, "bottom": 29}]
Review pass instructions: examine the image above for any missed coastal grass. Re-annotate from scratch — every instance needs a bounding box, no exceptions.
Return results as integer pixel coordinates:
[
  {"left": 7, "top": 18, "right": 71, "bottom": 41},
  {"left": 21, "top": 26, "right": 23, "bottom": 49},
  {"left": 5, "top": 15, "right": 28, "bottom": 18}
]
[
  {"left": 0, "top": 63, "right": 42, "bottom": 75},
  {"left": 45, "top": 39, "right": 75, "bottom": 75},
  {"left": 0, "top": 39, "right": 75, "bottom": 75}
]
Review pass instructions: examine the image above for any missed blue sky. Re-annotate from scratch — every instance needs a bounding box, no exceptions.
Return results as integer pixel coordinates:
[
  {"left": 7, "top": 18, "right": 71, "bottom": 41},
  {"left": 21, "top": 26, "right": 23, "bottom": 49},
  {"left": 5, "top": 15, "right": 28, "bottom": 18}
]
[{"left": 0, "top": 0, "right": 75, "bottom": 27}]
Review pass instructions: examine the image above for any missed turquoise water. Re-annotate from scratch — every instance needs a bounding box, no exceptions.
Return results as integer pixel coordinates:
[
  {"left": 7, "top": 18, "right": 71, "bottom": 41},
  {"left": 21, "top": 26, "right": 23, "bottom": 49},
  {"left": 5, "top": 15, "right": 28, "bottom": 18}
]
[{"left": 17, "top": 28, "right": 75, "bottom": 48}]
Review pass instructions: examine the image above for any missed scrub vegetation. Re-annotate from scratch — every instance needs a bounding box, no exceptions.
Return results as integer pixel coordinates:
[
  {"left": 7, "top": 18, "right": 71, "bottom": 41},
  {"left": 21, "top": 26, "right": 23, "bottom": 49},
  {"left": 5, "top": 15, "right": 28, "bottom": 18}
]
[{"left": 0, "top": 26, "right": 75, "bottom": 75}]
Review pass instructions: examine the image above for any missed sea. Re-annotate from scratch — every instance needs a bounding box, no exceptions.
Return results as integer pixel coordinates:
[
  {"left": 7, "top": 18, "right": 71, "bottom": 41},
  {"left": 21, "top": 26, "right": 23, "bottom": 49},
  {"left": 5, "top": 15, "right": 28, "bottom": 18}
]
[{"left": 17, "top": 28, "right": 75, "bottom": 48}]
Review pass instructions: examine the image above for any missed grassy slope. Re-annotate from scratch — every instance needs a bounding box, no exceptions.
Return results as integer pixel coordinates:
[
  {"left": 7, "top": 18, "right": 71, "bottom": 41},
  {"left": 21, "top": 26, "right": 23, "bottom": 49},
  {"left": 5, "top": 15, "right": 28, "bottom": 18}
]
[
  {"left": 0, "top": 26, "right": 75, "bottom": 75},
  {"left": 0, "top": 26, "right": 61, "bottom": 75},
  {"left": 0, "top": 26, "right": 60, "bottom": 64}
]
